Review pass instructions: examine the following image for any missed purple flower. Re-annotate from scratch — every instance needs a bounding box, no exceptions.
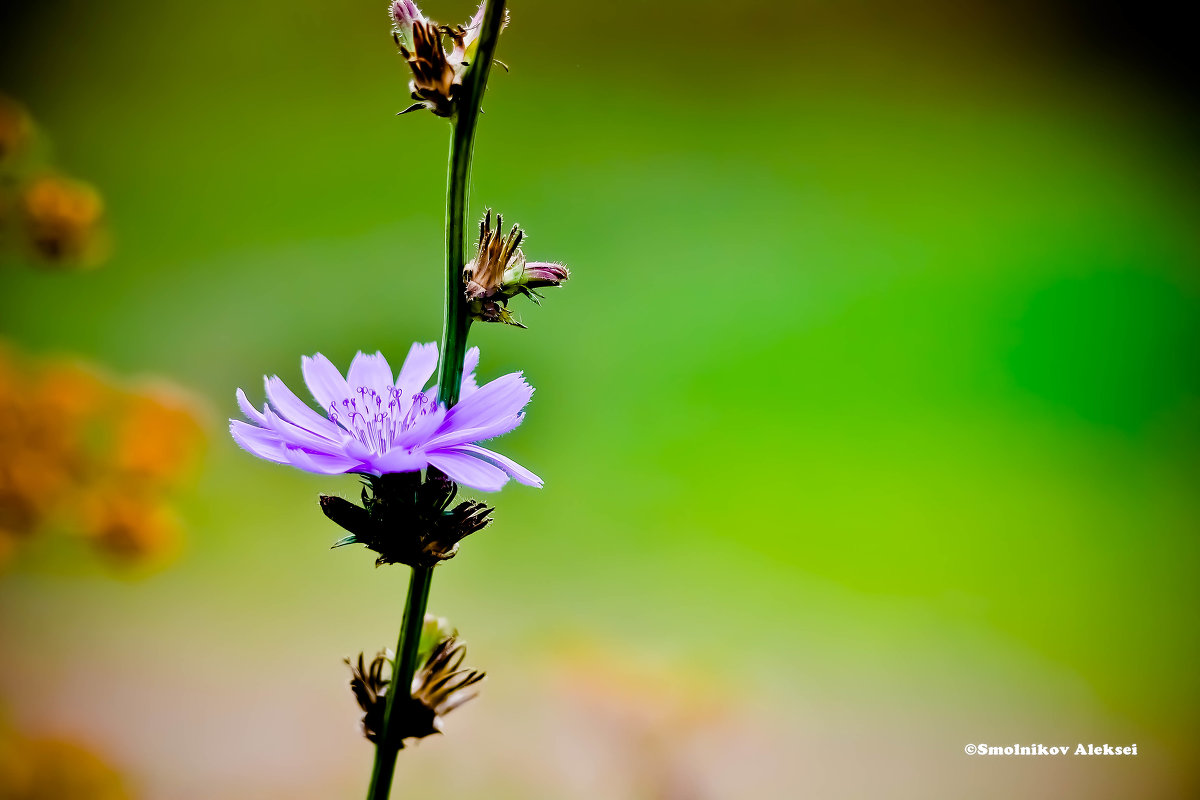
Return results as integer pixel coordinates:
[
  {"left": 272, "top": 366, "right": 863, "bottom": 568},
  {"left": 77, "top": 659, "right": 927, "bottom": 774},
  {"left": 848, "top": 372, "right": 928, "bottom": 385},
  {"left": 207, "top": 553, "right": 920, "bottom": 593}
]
[
  {"left": 390, "top": 0, "right": 424, "bottom": 28},
  {"left": 390, "top": 0, "right": 425, "bottom": 48},
  {"left": 230, "top": 343, "right": 541, "bottom": 492}
]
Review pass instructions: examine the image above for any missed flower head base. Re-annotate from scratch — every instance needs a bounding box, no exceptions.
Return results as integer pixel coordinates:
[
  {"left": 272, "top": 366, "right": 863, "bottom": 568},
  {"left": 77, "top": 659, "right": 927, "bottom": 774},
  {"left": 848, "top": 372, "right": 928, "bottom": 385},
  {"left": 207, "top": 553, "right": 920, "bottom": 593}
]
[
  {"left": 464, "top": 209, "right": 569, "bottom": 327},
  {"left": 230, "top": 343, "right": 541, "bottom": 492},
  {"left": 393, "top": 2, "right": 509, "bottom": 117},
  {"left": 346, "top": 624, "right": 485, "bottom": 746},
  {"left": 321, "top": 469, "right": 494, "bottom": 567}
]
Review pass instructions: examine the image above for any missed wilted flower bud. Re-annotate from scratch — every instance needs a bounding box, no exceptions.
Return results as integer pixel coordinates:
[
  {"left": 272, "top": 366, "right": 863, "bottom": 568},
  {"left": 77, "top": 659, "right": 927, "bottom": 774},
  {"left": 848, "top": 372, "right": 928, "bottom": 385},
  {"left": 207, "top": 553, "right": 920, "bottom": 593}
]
[
  {"left": 346, "top": 620, "right": 485, "bottom": 746},
  {"left": 396, "top": 20, "right": 459, "bottom": 118},
  {"left": 503, "top": 260, "right": 571, "bottom": 294},
  {"left": 408, "top": 635, "right": 485, "bottom": 735},
  {"left": 392, "top": 2, "right": 508, "bottom": 117},
  {"left": 464, "top": 209, "right": 569, "bottom": 326}
]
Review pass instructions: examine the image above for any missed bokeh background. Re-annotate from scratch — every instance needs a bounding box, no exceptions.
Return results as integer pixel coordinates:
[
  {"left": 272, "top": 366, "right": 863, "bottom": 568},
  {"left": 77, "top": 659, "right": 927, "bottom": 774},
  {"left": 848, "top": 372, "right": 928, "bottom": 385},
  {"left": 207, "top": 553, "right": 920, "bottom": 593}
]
[{"left": 2, "top": 0, "right": 1198, "bottom": 797}]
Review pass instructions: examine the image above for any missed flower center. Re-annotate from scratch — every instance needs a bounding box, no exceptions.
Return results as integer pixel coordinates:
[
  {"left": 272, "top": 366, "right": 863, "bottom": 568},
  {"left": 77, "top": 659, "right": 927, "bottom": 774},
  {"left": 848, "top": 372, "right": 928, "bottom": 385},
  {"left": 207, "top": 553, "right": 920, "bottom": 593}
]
[{"left": 326, "top": 385, "right": 434, "bottom": 454}]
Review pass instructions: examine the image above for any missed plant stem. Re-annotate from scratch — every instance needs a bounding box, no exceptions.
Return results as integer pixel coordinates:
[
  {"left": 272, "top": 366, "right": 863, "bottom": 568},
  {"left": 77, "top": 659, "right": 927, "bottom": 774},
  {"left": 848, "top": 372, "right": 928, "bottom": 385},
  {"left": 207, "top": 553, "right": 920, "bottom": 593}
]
[
  {"left": 437, "top": 0, "right": 507, "bottom": 409},
  {"left": 365, "top": 564, "right": 431, "bottom": 800},
  {"left": 365, "top": 3, "right": 507, "bottom": 798}
]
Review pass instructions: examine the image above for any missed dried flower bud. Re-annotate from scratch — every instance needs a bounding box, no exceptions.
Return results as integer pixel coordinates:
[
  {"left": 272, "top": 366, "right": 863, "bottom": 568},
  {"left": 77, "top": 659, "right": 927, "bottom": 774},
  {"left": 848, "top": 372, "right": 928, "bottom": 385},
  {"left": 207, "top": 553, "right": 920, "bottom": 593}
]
[
  {"left": 464, "top": 209, "right": 569, "bottom": 326},
  {"left": 322, "top": 470, "right": 494, "bottom": 567},
  {"left": 392, "top": 2, "right": 508, "bottom": 117},
  {"left": 396, "top": 21, "right": 460, "bottom": 118},
  {"left": 346, "top": 623, "right": 485, "bottom": 746},
  {"left": 504, "top": 260, "right": 570, "bottom": 293}
]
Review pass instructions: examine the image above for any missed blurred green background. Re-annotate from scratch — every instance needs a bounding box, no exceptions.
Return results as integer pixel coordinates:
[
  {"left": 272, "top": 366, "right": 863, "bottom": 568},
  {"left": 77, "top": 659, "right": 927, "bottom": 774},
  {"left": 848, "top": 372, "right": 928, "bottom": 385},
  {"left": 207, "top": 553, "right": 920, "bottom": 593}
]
[{"left": 2, "top": 0, "right": 1198, "bottom": 797}]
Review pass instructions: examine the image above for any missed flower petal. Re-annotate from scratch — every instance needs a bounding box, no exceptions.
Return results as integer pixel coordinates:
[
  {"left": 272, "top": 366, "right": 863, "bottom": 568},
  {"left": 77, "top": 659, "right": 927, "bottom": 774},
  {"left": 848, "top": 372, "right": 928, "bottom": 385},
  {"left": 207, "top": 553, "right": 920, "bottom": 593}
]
[
  {"left": 369, "top": 447, "right": 428, "bottom": 474},
  {"left": 442, "top": 371, "right": 533, "bottom": 435},
  {"left": 301, "top": 353, "right": 350, "bottom": 410},
  {"left": 425, "top": 346, "right": 480, "bottom": 402},
  {"left": 265, "top": 376, "right": 341, "bottom": 440},
  {"left": 392, "top": 402, "right": 447, "bottom": 450},
  {"left": 460, "top": 346, "right": 480, "bottom": 398},
  {"left": 347, "top": 351, "right": 394, "bottom": 395},
  {"left": 426, "top": 448, "right": 509, "bottom": 492},
  {"left": 448, "top": 443, "right": 542, "bottom": 487},
  {"left": 261, "top": 405, "right": 348, "bottom": 456},
  {"left": 236, "top": 388, "right": 269, "bottom": 426},
  {"left": 395, "top": 341, "right": 439, "bottom": 399},
  {"left": 229, "top": 420, "right": 289, "bottom": 463},
  {"left": 425, "top": 411, "right": 524, "bottom": 449},
  {"left": 283, "top": 446, "right": 362, "bottom": 475}
]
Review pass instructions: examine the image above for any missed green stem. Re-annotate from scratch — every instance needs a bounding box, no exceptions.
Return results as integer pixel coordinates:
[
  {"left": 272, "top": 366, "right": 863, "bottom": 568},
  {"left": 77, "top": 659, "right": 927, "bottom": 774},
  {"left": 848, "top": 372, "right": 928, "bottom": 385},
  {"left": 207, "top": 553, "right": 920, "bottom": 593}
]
[
  {"left": 437, "top": 0, "right": 507, "bottom": 409},
  {"left": 365, "top": 3, "right": 507, "bottom": 798},
  {"left": 365, "top": 565, "right": 431, "bottom": 800}
]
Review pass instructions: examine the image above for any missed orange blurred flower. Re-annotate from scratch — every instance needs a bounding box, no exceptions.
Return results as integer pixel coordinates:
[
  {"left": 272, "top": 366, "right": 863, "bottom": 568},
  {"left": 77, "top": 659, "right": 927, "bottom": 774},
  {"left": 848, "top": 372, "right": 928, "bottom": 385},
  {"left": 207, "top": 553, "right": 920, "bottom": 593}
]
[
  {"left": 113, "top": 391, "right": 205, "bottom": 486},
  {"left": 0, "top": 341, "right": 205, "bottom": 569},
  {"left": 77, "top": 488, "right": 182, "bottom": 564},
  {"left": 19, "top": 174, "right": 109, "bottom": 267},
  {"left": 0, "top": 722, "right": 131, "bottom": 800},
  {"left": 0, "top": 350, "right": 78, "bottom": 544}
]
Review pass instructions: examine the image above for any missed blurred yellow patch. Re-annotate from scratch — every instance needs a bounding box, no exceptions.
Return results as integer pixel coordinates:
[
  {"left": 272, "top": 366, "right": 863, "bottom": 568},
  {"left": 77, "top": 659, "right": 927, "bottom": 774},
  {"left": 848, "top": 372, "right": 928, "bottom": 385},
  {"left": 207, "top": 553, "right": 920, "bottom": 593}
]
[
  {"left": 113, "top": 392, "right": 206, "bottom": 486},
  {"left": 19, "top": 175, "right": 110, "bottom": 268},
  {"left": 0, "top": 341, "right": 206, "bottom": 570},
  {"left": 0, "top": 722, "right": 131, "bottom": 800},
  {"left": 77, "top": 489, "right": 183, "bottom": 565},
  {"left": 0, "top": 94, "right": 110, "bottom": 270}
]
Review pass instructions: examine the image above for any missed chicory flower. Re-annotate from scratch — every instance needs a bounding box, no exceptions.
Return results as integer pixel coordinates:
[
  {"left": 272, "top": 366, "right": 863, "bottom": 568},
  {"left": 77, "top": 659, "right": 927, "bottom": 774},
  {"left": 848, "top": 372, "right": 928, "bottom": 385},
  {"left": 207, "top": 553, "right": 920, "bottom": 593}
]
[{"left": 230, "top": 343, "right": 540, "bottom": 492}]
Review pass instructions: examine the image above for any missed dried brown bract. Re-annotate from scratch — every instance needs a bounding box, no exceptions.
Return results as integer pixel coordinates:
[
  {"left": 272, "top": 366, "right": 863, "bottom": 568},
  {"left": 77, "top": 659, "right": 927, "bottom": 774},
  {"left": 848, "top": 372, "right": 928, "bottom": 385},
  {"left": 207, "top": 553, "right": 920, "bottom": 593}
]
[
  {"left": 346, "top": 650, "right": 391, "bottom": 743},
  {"left": 346, "top": 633, "right": 484, "bottom": 746},
  {"left": 397, "top": 21, "right": 460, "bottom": 118}
]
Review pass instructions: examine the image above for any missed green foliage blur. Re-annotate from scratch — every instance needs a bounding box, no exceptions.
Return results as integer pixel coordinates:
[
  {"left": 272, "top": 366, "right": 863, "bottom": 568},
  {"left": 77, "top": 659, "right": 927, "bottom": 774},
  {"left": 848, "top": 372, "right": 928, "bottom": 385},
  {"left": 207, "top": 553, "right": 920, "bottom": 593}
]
[{"left": 2, "top": 1, "right": 1197, "bottom": 797}]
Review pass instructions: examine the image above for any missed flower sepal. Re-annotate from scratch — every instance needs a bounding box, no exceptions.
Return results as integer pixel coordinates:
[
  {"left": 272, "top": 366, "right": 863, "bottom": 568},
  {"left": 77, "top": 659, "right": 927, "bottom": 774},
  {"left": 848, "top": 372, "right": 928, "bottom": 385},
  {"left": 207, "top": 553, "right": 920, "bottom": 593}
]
[{"left": 320, "top": 469, "right": 493, "bottom": 567}]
